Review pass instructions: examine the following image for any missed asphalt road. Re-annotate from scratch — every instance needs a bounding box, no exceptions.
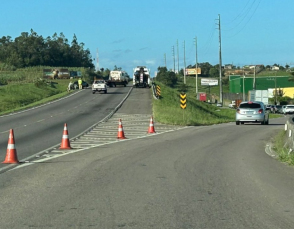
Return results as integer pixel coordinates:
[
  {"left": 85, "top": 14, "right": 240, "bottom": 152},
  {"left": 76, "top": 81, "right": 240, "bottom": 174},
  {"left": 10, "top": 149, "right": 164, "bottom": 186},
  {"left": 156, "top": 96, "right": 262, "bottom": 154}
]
[
  {"left": 0, "top": 85, "right": 132, "bottom": 170},
  {"left": 0, "top": 88, "right": 293, "bottom": 228}
]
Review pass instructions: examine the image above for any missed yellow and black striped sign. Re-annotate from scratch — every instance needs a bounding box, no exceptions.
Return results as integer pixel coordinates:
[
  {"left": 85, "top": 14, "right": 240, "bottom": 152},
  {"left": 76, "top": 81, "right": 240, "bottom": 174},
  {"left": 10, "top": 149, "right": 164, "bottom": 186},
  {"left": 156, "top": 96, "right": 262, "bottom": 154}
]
[
  {"left": 156, "top": 85, "right": 161, "bottom": 96},
  {"left": 180, "top": 93, "right": 186, "bottom": 109}
]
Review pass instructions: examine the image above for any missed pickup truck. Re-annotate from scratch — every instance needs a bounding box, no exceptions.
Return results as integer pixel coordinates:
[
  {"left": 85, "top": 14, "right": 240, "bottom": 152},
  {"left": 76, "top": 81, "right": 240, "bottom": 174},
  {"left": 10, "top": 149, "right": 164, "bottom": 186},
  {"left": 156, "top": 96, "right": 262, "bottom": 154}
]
[{"left": 92, "top": 80, "right": 107, "bottom": 94}]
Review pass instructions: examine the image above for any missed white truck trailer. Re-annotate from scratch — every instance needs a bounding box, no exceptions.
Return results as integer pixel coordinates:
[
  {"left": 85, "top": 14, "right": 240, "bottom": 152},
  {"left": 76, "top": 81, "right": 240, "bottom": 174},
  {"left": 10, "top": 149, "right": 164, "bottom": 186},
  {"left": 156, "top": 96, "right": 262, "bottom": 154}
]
[
  {"left": 107, "top": 70, "right": 129, "bottom": 87},
  {"left": 133, "top": 66, "right": 151, "bottom": 88}
]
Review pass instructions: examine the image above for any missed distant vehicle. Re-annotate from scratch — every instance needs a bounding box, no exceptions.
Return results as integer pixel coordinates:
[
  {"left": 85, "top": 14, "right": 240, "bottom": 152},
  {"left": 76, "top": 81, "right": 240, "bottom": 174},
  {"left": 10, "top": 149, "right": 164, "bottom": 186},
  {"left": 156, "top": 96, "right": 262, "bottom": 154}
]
[
  {"left": 71, "top": 80, "right": 89, "bottom": 89},
  {"left": 92, "top": 80, "right": 107, "bottom": 94},
  {"left": 283, "top": 105, "right": 294, "bottom": 114},
  {"left": 107, "top": 70, "right": 129, "bottom": 87},
  {"left": 216, "top": 103, "right": 222, "bottom": 107},
  {"left": 275, "top": 105, "right": 283, "bottom": 113},
  {"left": 133, "top": 66, "right": 151, "bottom": 88},
  {"left": 236, "top": 101, "right": 269, "bottom": 125}
]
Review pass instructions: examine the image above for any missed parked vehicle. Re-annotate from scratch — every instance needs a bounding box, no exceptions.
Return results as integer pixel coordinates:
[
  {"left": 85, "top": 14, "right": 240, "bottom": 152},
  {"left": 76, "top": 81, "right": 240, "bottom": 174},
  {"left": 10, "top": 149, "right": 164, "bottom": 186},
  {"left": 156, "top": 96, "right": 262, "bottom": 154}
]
[
  {"left": 275, "top": 105, "right": 283, "bottom": 113},
  {"left": 133, "top": 66, "right": 151, "bottom": 88},
  {"left": 283, "top": 105, "right": 294, "bottom": 114},
  {"left": 71, "top": 80, "right": 89, "bottom": 89},
  {"left": 92, "top": 80, "right": 107, "bottom": 94},
  {"left": 107, "top": 70, "right": 129, "bottom": 87},
  {"left": 236, "top": 101, "right": 269, "bottom": 125}
]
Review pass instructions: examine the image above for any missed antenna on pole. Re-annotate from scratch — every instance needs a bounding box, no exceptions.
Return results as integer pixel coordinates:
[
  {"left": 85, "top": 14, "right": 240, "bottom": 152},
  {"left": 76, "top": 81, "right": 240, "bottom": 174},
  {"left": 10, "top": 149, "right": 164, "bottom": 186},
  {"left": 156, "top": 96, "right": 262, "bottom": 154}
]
[
  {"left": 194, "top": 36, "right": 198, "bottom": 98},
  {"left": 96, "top": 48, "right": 99, "bottom": 71},
  {"left": 183, "top": 40, "right": 186, "bottom": 84},
  {"left": 172, "top": 46, "right": 175, "bottom": 72},
  {"left": 164, "top": 53, "right": 166, "bottom": 68},
  {"left": 177, "top": 39, "right": 179, "bottom": 73},
  {"left": 216, "top": 14, "right": 223, "bottom": 104}
]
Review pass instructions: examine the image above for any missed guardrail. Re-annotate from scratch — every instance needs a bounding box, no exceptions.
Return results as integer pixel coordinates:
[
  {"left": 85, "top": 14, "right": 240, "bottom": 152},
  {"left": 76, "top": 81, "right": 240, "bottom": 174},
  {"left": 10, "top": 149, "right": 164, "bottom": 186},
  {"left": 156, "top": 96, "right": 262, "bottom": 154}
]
[{"left": 284, "top": 117, "right": 294, "bottom": 153}]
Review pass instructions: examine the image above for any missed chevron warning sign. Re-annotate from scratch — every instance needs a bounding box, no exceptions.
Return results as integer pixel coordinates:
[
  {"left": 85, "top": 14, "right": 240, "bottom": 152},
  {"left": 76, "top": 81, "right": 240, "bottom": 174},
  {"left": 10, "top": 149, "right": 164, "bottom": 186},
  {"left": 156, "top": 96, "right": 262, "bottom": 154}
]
[
  {"left": 156, "top": 85, "right": 161, "bottom": 96},
  {"left": 180, "top": 93, "right": 186, "bottom": 109}
]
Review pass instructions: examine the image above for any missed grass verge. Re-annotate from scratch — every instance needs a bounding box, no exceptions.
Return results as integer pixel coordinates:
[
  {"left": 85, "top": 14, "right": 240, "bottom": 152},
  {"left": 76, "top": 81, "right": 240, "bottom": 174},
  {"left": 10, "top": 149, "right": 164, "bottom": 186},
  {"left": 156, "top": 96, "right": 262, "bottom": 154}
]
[
  {"left": 272, "top": 129, "right": 294, "bottom": 165},
  {"left": 152, "top": 82, "right": 236, "bottom": 125}
]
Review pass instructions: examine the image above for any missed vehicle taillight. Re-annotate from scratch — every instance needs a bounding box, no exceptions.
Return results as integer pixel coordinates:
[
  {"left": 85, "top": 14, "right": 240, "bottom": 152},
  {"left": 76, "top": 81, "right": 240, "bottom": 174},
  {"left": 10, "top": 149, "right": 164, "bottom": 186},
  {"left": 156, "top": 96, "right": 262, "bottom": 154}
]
[{"left": 258, "top": 109, "right": 263, "bottom": 114}]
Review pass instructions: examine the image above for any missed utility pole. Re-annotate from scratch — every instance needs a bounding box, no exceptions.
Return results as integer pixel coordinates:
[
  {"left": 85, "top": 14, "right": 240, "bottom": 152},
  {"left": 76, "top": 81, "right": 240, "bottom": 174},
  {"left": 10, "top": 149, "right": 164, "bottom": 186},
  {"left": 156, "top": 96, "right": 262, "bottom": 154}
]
[
  {"left": 172, "top": 46, "right": 175, "bottom": 72},
  {"left": 275, "top": 71, "right": 277, "bottom": 105},
  {"left": 96, "top": 48, "right": 99, "bottom": 72},
  {"left": 242, "top": 68, "right": 245, "bottom": 101},
  {"left": 253, "top": 66, "right": 256, "bottom": 90},
  {"left": 194, "top": 36, "right": 198, "bottom": 98},
  {"left": 183, "top": 40, "right": 186, "bottom": 84},
  {"left": 164, "top": 53, "right": 166, "bottom": 68},
  {"left": 216, "top": 14, "right": 223, "bottom": 104},
  {"left": 177, "top": 39, "right": 179, "bottom": 73}
]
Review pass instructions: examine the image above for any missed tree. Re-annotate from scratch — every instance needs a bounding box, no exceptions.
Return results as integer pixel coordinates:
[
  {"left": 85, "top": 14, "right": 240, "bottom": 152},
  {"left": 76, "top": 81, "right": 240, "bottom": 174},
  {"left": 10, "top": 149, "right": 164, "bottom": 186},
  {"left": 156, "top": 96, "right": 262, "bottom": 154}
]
[
  {"left": 0, "top": 30, "right": 94, "bottom": 68},
  {"left": 156, "top": 66, "right": 178, "bottom": 87},
  {"left": 209, "top": 67, "right": 219, "bottom": 78}
]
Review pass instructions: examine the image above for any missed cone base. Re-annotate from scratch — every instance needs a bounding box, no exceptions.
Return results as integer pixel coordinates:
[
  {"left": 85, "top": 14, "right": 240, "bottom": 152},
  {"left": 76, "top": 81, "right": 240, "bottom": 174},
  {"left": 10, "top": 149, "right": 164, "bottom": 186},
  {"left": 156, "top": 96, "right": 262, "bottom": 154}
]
[
  {"left": 59, "top": 146, "right": 72, "bottom": 149},
  {"left": 2, "top": 161, "right": 19, "bottom": 164},
  {"left": 117, "top": 136, "right": 127, "bottom": 139}
]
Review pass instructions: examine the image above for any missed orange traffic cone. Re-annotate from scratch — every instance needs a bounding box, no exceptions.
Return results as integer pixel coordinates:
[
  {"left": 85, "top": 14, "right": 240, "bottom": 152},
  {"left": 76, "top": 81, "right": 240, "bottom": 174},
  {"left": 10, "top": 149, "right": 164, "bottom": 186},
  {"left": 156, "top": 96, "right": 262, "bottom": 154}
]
[
  {"left": 117, "top": 119, "right": 127, "bottom": 139},
  {"left": 2, "top": 129, "right": 19, "bottom": 164},
  {"left": 147, "top": 116, "right": 156, "bottom": 134},
  {"left": 59, "top": 123, "right": 72, "bottom": 149}
]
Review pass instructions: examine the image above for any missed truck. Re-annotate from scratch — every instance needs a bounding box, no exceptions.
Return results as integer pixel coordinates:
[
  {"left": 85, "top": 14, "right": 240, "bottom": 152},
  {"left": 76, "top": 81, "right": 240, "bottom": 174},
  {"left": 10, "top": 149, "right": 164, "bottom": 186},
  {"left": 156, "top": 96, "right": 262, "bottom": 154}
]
[
  {"left": 133, "top": 66, "right": 151, "bottom": 88},
  {"left": 106, "top": 70, "right": 129, "bottom": 87},
  {"left": 248, "top": 90, "right": 269, "bottom": 105},
  {"left": 92, "top": 79, "right": 107, "bottom": 94}
]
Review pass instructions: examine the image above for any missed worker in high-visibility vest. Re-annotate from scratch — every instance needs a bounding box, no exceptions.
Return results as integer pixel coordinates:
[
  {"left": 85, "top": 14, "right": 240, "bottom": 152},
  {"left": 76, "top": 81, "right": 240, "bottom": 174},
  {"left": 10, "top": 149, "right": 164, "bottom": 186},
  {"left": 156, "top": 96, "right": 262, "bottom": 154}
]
[{"left": 78, "top": 78, "right": 82, "bottom": 90}]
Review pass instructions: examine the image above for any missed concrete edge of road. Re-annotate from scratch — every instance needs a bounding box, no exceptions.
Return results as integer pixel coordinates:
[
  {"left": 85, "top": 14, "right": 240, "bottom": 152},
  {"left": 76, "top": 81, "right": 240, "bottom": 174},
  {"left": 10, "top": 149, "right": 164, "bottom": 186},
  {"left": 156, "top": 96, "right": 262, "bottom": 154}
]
[
  {"left": 0, "top": 86, "right": 134, "bottom": 174},
  {"left": 265, "top": 142, "right": 279, "bottom": 159}
]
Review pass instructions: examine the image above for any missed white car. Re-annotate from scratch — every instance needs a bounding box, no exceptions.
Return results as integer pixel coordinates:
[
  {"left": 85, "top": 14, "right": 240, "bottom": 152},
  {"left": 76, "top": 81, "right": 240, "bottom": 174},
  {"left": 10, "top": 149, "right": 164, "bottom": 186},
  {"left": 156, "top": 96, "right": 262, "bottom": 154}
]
[
  {"left": 92, "top": 80, "right": 107, "bottom": 94},
  {"left": 236, "top": 101, "right": 269, "bottom": 125},
  {"left": 283, "top": 105, "right": 294, "bottom": 114}
]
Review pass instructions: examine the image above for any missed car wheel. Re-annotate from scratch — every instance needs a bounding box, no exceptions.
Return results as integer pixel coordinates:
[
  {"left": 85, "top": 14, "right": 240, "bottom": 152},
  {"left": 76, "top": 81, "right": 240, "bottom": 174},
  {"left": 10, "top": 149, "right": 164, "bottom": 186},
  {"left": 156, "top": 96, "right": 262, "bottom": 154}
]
[
  {"left": 241, "top": 122, "right": 244, "bottom": 125},
  {"left": 104, "top": 90, "right": 107, "bottom": 94},
  {"left": 265, "top": 119, "right": 269, "bottom": 125},
  {"left": 236, "top": 121, "right": 240, "bottom": 125},
  {"left": 92, "top": 91, "right": 95, "bottom": 94}
]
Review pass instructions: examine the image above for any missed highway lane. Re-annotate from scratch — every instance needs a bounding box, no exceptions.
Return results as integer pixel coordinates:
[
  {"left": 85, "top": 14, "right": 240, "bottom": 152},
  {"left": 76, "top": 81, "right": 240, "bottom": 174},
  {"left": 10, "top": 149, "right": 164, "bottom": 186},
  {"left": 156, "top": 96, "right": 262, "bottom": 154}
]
[
  {"left": 1, "top": 90, "right": 294, "bottom": 228},
  {"left": 0, "top": 85, "right": 132, "bottom": 169}
]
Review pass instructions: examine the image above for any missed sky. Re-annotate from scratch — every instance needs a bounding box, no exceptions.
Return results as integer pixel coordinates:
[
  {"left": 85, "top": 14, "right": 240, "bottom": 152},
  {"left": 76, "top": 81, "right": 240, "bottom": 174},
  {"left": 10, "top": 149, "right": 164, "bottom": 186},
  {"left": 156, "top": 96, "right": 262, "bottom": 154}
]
[{"left": 1, "top": 0, "right": 294, "bottom": 77}]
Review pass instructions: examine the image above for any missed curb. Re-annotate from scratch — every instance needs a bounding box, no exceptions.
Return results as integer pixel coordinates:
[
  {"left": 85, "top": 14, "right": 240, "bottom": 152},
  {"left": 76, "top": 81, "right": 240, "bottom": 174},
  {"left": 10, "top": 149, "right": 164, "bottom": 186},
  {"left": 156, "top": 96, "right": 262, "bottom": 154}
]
[{"left": 265, "top": 142, "right": 279, "bottom": 159}]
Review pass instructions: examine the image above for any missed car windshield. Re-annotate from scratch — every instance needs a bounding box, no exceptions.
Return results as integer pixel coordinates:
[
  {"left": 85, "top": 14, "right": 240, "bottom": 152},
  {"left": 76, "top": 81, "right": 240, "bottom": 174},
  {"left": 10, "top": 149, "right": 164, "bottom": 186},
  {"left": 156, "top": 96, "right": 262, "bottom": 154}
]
[{"left": 239, "top": 103, "right": 261, "bottom": 109}]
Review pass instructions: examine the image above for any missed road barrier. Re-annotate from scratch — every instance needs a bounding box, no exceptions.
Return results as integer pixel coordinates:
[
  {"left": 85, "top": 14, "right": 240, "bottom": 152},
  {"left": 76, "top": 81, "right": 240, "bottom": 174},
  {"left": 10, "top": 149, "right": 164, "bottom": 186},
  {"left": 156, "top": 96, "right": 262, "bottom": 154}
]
[
  {"left": 59, "top": 123, "right": 72, "bottom": 149},
  {"left": 284, "top": 117, "right": 294, "bottom": 153},
  {"left": 147, "top": 116, "right": 156, "bottom": 134},
  {"left": 2, "top": 129, "right": 19, "bottom": 164}
]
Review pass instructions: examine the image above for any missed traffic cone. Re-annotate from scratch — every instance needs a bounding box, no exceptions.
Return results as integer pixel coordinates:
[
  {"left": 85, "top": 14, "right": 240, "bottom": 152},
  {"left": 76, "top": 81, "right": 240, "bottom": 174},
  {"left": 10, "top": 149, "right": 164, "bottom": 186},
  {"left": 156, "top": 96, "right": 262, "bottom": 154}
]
[
  {"left": 117, "top": 119, "right": 127, "bottom": 139},
  {"left": 59, "top": 123, "right": 72, "bottom": 149},
  {"left": 147, "top": 116, "right": 156, "bottom": 134},
  {"left": 2, "top": 129, "right": 19, "bottom": 164}
]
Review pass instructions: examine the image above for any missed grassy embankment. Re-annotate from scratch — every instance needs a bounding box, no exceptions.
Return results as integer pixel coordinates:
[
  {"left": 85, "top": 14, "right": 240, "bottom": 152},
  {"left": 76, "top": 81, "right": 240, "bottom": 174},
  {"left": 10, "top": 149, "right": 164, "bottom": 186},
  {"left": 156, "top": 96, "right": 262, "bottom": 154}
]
[
  {"left": 0, "top": 67, "right": 73, "bottom": 115},
  {"left": 273, "top": 129, "right": 294, "bottom": 165},
  {"left": 152, "top": 75, "right": 281, "bottom": 126}
]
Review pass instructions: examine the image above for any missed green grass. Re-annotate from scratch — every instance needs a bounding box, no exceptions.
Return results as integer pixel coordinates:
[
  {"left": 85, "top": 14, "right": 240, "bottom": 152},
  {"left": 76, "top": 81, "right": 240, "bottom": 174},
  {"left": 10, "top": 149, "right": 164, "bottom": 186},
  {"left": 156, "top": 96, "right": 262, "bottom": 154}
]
[
  {"left": 272, "top": 130, "right": 294, "bottom": 165},
  {"left": 153, "top": 82, "right": 236, "bottom": 125},
  {"left": 257, "top": 70, "right": 291, "bottom": 77},
  {"left": 0, "top": 79, "right": 71, "bottom": 115}
]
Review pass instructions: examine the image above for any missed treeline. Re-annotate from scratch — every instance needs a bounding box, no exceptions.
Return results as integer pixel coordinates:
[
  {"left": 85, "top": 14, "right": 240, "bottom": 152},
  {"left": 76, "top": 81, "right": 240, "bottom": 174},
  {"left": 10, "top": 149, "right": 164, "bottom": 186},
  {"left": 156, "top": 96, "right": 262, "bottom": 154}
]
[{"left": 0, "top": 29, "right": 94, "bottom": 69}]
